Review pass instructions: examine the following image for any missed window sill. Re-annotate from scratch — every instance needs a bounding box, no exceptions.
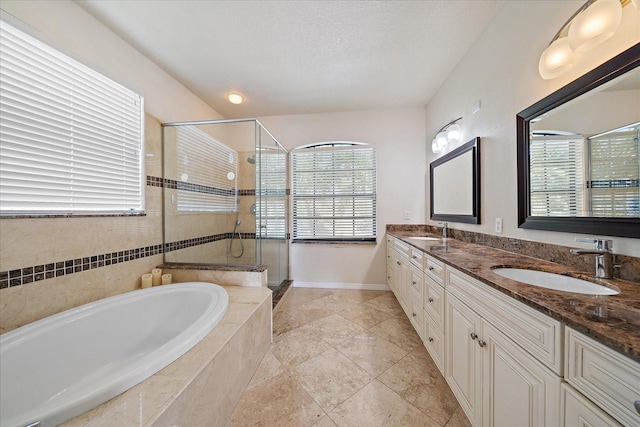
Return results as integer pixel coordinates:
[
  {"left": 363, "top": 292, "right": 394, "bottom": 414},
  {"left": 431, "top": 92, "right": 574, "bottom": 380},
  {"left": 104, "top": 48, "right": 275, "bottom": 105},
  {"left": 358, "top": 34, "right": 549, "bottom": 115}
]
[
  {"left": 292, "top": 239, "right": 377, "bottom": 245},
  {"left": 0, "top": 212, "right": 146, "bottom": 219}
]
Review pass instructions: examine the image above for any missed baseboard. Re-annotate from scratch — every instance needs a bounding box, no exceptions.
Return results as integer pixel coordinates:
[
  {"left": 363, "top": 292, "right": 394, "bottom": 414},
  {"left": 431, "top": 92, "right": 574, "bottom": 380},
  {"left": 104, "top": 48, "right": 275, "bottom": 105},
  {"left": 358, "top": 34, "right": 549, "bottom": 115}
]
[{"left": 292, "top": 281, "right": 390, "bottom": 291}]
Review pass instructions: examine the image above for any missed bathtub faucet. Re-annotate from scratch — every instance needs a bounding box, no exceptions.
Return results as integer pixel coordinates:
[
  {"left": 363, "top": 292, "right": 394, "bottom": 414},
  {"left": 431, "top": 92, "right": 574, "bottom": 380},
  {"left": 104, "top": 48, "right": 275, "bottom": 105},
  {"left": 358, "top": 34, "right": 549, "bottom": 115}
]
[{"left": 570, "top": 238, "right": 614, "bottom": 279}]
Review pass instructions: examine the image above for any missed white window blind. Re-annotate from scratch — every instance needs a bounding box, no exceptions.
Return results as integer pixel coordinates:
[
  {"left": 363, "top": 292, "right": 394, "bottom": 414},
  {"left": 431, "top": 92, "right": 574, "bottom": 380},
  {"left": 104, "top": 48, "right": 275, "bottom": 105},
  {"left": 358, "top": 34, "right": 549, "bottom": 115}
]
[
  {"left": 256, "top": 151, "right": 287, "bottom": 239},
  {"left": 292, "top": 143, "right": 376, "bottom": 241},
  {"left": 175, "top": 126, "right": 237, "bottom": 212},
  {"left": 0, "top": 20, "right": 144, "bottom": 215},
  {"left": 529, "top": 135, "right": 584, "bottom": 217},
  {"left": 588, "top": 123, "right": 639, "bottom": 217}
]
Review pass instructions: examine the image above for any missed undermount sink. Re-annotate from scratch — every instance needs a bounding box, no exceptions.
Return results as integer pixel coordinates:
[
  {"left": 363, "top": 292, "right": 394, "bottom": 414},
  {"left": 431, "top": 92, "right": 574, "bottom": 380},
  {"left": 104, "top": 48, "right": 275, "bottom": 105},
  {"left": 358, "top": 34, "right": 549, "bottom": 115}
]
[
  {"left": 491, "top": 268, "right": 619, "bottom": 295},
  {"left": 408, "top": 236, "right": 440, "bottom": 241}
]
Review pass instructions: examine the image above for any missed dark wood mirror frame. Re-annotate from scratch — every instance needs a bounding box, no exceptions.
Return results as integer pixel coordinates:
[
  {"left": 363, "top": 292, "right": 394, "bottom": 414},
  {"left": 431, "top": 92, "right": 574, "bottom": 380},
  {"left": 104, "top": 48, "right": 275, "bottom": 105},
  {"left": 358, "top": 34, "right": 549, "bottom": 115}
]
[
  {"left": 516, "top": 43, "right": 640, "bottom": 239},
  {"left": 430, "top": 137, "right": 481, "bottom": 224}
]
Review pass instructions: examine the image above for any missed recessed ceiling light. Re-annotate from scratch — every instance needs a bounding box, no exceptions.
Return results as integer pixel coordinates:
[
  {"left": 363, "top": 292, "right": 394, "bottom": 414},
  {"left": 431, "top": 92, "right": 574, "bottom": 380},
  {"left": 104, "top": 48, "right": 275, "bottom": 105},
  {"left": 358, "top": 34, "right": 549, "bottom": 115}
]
[{"left": 227, "top": 93, "right": 244, "bottom": 104}]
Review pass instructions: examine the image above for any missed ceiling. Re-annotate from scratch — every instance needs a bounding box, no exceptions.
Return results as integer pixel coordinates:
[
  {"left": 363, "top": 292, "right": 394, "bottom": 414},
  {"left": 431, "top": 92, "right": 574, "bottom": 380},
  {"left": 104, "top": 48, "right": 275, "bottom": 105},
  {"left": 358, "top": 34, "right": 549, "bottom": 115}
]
[{"left": 76, "top": 0, "right": 505, "bottom": 119}]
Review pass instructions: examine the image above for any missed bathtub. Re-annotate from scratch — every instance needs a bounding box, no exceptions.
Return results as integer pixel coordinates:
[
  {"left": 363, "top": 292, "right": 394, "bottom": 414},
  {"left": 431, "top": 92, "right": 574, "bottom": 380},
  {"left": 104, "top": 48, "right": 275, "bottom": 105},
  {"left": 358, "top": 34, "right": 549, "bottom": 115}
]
[{"left": 0, "top": 282, "right": 229, "bottom": 427}]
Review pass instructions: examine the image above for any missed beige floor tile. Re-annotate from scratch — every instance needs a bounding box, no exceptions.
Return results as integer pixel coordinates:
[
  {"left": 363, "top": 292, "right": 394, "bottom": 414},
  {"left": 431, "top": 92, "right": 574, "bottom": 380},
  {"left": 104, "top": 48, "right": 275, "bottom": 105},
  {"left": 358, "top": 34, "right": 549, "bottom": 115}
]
[
  {"left": 307, "top": 313, "right": 365, "bottom": 346},
  {"left": 336, "top": 332, "right": 408, "bottom": 376},
  {"left": 379, "top": 347, "right": 459, "bottom": 425},
  {"left": 276, "top": 288, "right": 336, "bottom": 311},
  {"left": 313, "top": 415, "right": 338, "bottom": 426},
  {"left": 273, "top": 305, "right": 335, "bottom": 336},
  {"left": 247, "top": 349, "right": 285, "bottom": 390},
  {"left": 364, "top": 293, "right": 406, "bottom": 317},
  {"left": 335, "top": 302, "right": 393, "bottom": 329},
  {"left": 271, "top": 324, "right": 332, "bottom": 369},
  {"left": 291, "top": 348, "right": 374, "bottom": 412},
  {"left": 369, "top": 316, "right": 423, "bottom": 352},
  {"left": 445, "top": 408, "right": 472, "bottom": 427},
  {"left": 302, "top": 293, "right": 363, "bottom": 313},
  {"left": 328, "top": 380, "right": 439, "bottom": 427},
  {"left": 230, "top": 372, "right": 325, "bottom": 427}
]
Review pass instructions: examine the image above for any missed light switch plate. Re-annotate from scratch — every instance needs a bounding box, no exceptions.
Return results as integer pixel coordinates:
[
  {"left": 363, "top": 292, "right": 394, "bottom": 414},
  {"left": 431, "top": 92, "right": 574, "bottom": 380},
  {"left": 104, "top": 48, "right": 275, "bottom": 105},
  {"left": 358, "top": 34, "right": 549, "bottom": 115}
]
[
  {"left": 404, "top": 210, "right": 410, "bottom": 220},
  {"left": 495, "top": 217, "right": 503, "bottom": 234}
]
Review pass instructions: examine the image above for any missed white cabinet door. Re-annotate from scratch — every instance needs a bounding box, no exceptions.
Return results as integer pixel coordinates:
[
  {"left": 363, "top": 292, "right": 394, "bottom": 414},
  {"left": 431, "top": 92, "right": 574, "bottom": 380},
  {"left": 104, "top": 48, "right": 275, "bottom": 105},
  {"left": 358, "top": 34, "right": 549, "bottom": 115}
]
[
  {"left": 393, "top": 250, "right": 410, "bottom": 315},
  {"left": 561, "top": 383, "right": 622, "bottom": 427},
  {"left": 446, "top": 292, "right": 482, "bottom": 426},
  {"left": 481, "top": 319, "right": 561, "bottom": 427}
]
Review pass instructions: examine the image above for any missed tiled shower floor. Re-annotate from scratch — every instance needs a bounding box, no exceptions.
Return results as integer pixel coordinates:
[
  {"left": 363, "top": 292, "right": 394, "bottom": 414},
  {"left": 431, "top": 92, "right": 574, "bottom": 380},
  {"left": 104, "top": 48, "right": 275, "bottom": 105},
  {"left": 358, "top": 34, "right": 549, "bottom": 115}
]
[{"left": 228, "top": 287, "right": 471, "bottom": 427}]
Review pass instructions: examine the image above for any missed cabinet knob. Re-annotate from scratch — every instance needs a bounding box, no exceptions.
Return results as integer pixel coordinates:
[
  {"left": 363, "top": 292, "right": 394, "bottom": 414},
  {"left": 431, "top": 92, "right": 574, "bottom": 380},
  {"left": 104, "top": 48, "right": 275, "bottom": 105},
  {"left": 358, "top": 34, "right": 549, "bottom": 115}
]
[
  {"left": 387, "top": 276, "right": 391, "bottom": 279},
  {"left": 635, "top": 400, "right": 640, "bottom": 415},
  {"left": 428, "top": 337, "right": 434, "bottom": 342},
  {"left": 470, "top": 333, "right": 477, "bottom": 340},
  {"left": 412, "top": 255, "right": 417, "bottom": 259},
  {"left": 428, "top": 297, "right": 434, "bottom": 302},
  {"left": 397, "top": 261, "right": 401, "bottom": 265},
  {"left": 478, "top": 340, "right": 487, "bottom": 348},
  {"left": 428, "top": 266, "right": 434, "bottom": 271},
  {"left": 412, "top": 312, "right": 417, "bottom": 317},
  {"left": 412, "top": 281, "right": 417, "bottom": 285}
]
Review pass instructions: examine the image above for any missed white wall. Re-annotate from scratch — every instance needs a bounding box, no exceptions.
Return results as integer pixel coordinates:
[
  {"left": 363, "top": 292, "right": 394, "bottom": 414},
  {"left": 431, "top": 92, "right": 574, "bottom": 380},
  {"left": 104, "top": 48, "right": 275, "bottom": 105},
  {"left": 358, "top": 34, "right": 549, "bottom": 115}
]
[
  {"left": 425, "top": 1, "right": 640, "bottom": 257},
  {"left": 260, "top": 108, "right": 426, "bottom": 286}
]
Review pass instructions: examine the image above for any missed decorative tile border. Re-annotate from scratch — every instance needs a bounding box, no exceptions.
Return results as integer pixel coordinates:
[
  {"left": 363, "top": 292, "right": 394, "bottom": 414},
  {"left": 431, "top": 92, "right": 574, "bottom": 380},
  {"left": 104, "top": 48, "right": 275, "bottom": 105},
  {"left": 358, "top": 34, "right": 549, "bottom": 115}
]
[
  {"left": 147, "top": 175, "right": 235, "bottom": 196},
  {"left": 0, "top": 232, "right": 263, "bottom": 289}
]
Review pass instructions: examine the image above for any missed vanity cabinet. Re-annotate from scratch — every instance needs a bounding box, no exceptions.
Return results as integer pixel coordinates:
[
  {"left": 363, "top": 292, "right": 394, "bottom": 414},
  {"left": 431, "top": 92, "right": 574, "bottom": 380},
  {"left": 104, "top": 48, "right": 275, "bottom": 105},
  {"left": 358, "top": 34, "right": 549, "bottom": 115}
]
[
  {"left": 445, "top": 267, "right": 561, "bottom": 427},
  {"left": 387, "top": 234, "right": 639, "bottom": 427},
  {"left": 564, "top": 327, "right": 640, "bottom": 426}
]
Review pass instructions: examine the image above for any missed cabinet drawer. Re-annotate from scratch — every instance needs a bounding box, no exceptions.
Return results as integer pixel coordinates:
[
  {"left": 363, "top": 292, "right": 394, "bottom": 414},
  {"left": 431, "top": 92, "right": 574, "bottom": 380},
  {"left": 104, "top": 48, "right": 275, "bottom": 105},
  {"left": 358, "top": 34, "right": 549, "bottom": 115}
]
[
  {"left": 424, "top": 275, "right": 444, "bottom": 329},
  {"left": 409, "top": 248, "right": 423, "bottom": 269},
  {"left": 565, "top": 327, "right": 640, "bottom": 427},
  {"left": 394, "top": 239, "right": 411, "bottom": 258},
  {"left": 410, "top": 266, "right": 424, "bottom": 302},
  {"left": 423, "top": 312, "right": 444, "bottom": 374},
  {"left": 424, "top": 255, "right": 444, "bottom": 284},
  {"left": 409, "top": 295, "right": 423, "bottom": 340},
  {"left": 561, "top": 383, "right": 622, "bottom": 427},
  {"left": 446, "top": 267, "right": 563, "bottom": 375}
]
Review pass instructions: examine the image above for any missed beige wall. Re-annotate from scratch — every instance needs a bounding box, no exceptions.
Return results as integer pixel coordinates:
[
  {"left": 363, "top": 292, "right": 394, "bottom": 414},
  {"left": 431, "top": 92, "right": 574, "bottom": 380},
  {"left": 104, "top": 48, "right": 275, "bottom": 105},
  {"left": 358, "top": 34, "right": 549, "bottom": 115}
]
[
  {"left": 260, "top": 107, "right": 427, "bottom": 286},
  {"left": 425, "top": 1, "right": 640, "bottom": 257}
]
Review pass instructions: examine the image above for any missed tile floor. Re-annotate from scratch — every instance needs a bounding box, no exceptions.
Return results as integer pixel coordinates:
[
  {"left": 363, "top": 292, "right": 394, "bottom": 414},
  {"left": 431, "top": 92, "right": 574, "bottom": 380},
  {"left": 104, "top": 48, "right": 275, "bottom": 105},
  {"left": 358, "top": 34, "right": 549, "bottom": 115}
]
[{"left": 229, "top": 287, "right": 471, "bottom": 427}]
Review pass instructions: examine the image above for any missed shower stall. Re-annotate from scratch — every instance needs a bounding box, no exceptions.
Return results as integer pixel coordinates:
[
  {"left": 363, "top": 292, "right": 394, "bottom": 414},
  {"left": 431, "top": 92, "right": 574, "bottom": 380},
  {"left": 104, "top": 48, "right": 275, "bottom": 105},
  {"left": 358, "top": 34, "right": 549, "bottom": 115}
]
[{"left": 161, "top": 119, "right": 289, "bottom": 288}]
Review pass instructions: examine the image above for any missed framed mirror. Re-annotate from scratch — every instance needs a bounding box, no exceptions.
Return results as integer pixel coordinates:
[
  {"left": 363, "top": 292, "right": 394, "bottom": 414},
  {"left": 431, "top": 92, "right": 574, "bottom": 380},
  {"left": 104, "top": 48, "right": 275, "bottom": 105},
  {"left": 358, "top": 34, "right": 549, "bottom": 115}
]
[
  {"left": 517, "top": 43, "right": 640, "bottom": 239},
  {"left": 430, "top": 137, "right": 481, "bottom": 224}
]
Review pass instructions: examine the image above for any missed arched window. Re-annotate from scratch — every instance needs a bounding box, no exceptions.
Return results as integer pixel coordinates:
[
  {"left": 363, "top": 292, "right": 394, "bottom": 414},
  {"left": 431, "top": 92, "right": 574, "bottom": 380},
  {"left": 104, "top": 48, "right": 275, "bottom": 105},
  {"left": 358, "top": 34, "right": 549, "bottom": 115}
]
[{"left": 292, "top": 142, "right": 376, "bottom": 242}]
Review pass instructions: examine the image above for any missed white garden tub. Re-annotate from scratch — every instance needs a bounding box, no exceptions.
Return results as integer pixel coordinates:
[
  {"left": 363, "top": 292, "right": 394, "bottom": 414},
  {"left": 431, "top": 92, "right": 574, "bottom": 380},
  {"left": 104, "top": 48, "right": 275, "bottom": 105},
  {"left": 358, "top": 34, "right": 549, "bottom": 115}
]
[{"left": 0, "top": 282, "right": 229, "bottom": 427}]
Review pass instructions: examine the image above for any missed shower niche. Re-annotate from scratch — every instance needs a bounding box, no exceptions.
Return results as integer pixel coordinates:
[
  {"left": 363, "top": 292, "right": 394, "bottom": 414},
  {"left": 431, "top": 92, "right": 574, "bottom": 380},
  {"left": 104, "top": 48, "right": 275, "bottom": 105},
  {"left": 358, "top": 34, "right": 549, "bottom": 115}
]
[{"left": 161, "top": 119, "right": 289, "bottom": 287}]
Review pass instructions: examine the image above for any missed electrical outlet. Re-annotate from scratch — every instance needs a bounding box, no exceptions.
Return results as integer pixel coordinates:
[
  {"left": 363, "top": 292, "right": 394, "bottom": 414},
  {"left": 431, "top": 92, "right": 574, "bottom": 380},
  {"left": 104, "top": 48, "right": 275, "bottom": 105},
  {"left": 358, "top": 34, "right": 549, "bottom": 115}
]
[
  {"left": 404, "top": 210, "right": 411, "bottom": 220},
  {"left": 495, "top": 217, "right": 503, "bottom": 234}
]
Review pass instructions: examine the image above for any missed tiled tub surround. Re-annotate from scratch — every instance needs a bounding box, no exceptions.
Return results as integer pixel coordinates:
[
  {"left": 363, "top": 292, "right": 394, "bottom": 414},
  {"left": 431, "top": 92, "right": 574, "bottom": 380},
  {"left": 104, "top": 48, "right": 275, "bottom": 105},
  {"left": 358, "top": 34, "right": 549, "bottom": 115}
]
[
  {"left": 387, "top": 224, "right": 640, "bottom": 283},
  {"left": 387, "top": 228, "right": 640, "bottom": 362},
  {"left": 161, "top": 262, "right": 268, "bottom": 287},
  {"left": 62, "top": 285, "right": 272, "bottom": 426}
]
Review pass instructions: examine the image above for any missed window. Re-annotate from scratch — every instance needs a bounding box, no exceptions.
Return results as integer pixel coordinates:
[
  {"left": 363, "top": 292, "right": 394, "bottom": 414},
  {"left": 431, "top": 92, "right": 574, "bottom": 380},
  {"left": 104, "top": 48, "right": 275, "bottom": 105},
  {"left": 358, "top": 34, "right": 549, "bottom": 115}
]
[
  {"left": 0, "top": 20, "right": 144, "bottom": 216},
  {"left": 292, "top": 143, "right": 376, "bottom": 242},
  {"left": 174, "top": 126, "right": 237, "bottom": 212},
  {"left": 256, "top": 151, "right": 287, "bottom": 238},
  {"left": 529, "top": 134, "right": 584, "bottom": 216},
  {"left": 587, "top": 123, "right": 639, "bottom": 217}
]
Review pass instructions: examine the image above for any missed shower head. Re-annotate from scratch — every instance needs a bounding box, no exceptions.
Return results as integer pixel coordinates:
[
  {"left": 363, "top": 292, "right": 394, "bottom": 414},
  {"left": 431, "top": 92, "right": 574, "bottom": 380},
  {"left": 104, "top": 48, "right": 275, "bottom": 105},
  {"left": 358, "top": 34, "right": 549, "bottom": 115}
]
[{"left": 247, "top": 155, "right": 256, "bottom": 164}]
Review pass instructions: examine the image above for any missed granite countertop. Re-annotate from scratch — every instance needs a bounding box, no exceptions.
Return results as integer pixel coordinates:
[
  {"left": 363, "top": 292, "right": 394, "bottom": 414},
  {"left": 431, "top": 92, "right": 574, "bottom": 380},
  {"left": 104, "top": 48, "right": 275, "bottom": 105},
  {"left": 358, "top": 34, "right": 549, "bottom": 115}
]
[{"left": 388, "top": 231, "right": 640, "bottom": 363}]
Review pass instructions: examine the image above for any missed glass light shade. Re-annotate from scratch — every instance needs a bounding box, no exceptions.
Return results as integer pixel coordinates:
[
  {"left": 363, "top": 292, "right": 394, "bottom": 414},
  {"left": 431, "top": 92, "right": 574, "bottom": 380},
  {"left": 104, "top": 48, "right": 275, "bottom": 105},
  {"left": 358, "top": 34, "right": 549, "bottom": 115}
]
[
  {"left": 446, "top": 123, "right": 461, "bottom": 142},
  {"left": 568, "top": 0, "right": 622, "bottom": 52},
  {"left": 432, "top": 137, "right": 442, "bottom": 153},
  {"left": 632, "top": 0, "right": 639, "bottom": 9},
  {"left": 227, "top": 93, "right": 244, "bottom": 104},
  {"left": 538, "top": 37, "right": 575, "bottom": 80}
]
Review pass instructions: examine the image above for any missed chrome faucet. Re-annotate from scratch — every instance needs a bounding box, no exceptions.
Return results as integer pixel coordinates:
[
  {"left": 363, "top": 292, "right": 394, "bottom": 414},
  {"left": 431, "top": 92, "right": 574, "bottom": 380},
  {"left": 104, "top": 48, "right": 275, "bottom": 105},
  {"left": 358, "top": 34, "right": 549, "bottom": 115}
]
[
  {"left": 570, "top": 238, "right": 614, "bottom": 279},
  {"left": 439, "top": 222, "right": 448, "bottom": 238}
]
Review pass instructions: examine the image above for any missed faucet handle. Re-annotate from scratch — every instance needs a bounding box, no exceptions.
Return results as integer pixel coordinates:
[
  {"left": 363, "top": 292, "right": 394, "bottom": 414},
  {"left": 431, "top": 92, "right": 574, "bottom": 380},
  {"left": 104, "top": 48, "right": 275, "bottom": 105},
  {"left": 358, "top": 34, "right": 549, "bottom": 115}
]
[{"left": 575, "top": 238, "right": 613, "bottom": 251}]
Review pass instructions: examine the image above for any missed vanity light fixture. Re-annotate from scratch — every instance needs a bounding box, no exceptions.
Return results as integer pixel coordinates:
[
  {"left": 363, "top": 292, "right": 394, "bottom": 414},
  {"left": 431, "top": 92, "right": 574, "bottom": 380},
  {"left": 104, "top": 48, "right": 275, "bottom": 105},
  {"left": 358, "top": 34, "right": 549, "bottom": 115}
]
[
  {"left": 226, "top": 92, "right": 244, "bottom": 104},
  {"left": 432, "top": 117, "right": 462, "bottom": 154},
  {"left": 539, "top": 0, "right": 631, "bottom": 80}
]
